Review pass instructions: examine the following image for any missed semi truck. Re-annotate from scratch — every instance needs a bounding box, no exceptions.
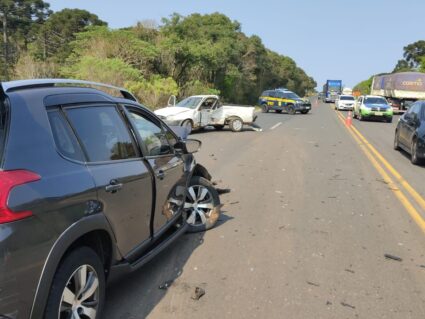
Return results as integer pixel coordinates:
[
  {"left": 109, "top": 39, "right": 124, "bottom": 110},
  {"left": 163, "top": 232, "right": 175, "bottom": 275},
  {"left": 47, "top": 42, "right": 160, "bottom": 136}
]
[
  {"left": 322, "top": 80, "right": 342, "bottom": 103},
  {"left": 371, "top": 72, "right": 425, "bottom": 113}
]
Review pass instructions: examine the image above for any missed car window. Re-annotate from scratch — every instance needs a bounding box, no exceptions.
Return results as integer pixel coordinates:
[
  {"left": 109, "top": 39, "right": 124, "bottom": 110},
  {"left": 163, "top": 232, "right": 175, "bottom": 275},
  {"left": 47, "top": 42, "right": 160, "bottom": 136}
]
[
  {"left": 200, "top": 98, "right": 217, "bottom": 110},
  {"left": 408, "top": 103, "right": 421, "bottom": 116},
  {"left": 364, "top": 97, "right": 387, "bottom": 105},
  {"left": 421, "top": 103, "right": 425, "bottom": 120},
  {"left": 126, "top": 109, "right": 174, "bottom": 157},
  {"left": 269, "top": 91, "right": 276, "bottom": 98},
  {"left": 276, "top": 92, "right": 284, "bottom": 98},
  {"left": 65, "top": 106, "right": 137, "bottom": 162},
  {"left": 48, "top": 110, "right": 85, "bottom": 162}
]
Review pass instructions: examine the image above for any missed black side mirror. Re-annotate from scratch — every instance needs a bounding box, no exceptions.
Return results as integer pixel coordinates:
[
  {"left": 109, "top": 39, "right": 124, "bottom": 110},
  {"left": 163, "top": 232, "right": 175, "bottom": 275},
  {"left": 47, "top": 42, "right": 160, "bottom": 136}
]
[{"left": 174, "top": 139, "right": 202, "bottom": 154}]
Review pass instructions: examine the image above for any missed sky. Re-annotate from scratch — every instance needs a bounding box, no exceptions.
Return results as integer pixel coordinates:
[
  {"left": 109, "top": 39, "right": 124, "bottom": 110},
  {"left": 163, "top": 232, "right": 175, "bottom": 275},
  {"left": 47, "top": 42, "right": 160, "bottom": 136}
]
[{"left": 48, "top": 0, "right": 425, "bottom": 89}]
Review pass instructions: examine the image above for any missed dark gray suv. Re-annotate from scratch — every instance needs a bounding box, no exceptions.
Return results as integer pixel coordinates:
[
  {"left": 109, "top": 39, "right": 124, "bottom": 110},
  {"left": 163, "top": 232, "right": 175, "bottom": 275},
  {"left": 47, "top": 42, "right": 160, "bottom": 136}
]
[{"left": 0, "top": 79, "right": 218, "bottom": 319}]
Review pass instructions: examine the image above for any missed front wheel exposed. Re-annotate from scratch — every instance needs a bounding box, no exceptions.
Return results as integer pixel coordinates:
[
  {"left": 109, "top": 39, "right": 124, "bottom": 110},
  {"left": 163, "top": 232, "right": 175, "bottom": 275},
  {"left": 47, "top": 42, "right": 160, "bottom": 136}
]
[
  {"left": 261, "top": 104, "right": 269, "bottom": 113},
  {"left": 181, "top": 120, "right": 193, "bottom": 134},
  {"left": 185, "top": 176, "right": 221, "bottom": 233},
  {"left": 301, "top": 110, "right": 309, "bottom": 114},
  {"left": 44, "top": 247, "right": 105, "bottom": 319}
]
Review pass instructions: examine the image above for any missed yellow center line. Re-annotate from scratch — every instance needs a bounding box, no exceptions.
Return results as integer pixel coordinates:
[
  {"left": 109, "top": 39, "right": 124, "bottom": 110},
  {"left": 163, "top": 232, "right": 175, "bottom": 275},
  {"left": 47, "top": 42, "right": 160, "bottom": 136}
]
[{"left": 334, "top": 109, "right": 425, "bottom": 234}]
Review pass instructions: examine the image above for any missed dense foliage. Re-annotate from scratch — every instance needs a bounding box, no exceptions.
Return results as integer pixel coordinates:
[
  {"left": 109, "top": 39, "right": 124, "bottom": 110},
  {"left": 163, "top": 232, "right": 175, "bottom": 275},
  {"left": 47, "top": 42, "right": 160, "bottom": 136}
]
[{"left": 1, "top": 2, "right": 316, "bottom": 108}]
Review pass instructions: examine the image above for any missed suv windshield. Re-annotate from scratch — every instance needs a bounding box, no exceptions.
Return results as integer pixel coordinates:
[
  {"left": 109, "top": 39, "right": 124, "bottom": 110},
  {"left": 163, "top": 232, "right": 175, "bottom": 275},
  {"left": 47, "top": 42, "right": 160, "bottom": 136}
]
[
  {"left": 365, "top": 97, "right": 387, "bottom": 105},
  {"left": 340, "top": 96, "right": 355, "bottom": 101},
  {"left": 176, "top": 97, "right": 203, "bottom": 109}
]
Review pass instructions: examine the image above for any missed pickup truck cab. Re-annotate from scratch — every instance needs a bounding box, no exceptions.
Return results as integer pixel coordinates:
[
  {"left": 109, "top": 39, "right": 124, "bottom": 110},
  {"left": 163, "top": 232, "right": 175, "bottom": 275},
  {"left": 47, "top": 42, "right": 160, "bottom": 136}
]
[{"left": 154, "top": 95, "right": 257, "bottom": 133}]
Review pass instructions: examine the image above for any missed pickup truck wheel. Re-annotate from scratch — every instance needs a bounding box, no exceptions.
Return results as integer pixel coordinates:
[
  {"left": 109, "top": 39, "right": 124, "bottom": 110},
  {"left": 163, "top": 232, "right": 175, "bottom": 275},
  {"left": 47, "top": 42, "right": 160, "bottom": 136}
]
[
  {"left": 185, "top": 176, "right": 221, "bottom": 233},
  {"left": 301, "top": 110, "right": 309, "bottom": 114},
  {"left": 261, "top": 104, "right": 269, "bottom": 113},
  {"left": 288, "top": 105, "right": 296, "bottom": 115},
  {"left": 229, "top": 118, "right": 243, "bottom": 132},
  {"left": 44, "top": 247, "right": 105, "bottom": 319},
  {"left": 181, "top": 120, "right": 193, "bottom": 134},
  {"left": 276, "top": 110, "right": 283, "bottom": 113}
]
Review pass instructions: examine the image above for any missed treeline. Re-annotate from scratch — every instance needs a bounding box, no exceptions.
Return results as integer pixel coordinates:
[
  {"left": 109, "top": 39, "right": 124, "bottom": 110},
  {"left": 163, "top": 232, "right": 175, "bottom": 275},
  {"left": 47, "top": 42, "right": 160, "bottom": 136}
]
[
  {"left": 354, "top": 41, "right": 425, "bottom": 95},
  {"left": 0, "top": 1, "right": 316, "bottom": 108}
]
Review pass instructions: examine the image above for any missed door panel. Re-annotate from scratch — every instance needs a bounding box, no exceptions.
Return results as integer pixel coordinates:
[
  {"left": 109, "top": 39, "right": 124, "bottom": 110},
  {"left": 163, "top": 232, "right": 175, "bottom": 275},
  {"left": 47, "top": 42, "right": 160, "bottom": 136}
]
[
  {"left": 65, "top": 105, "right": 154, "bottom": 256},
  {"left": 88, "top": 162, "right": 153, "bottom": 255},
  {"left": 125, "top": 107, "right": 187, "bottom": 236}
]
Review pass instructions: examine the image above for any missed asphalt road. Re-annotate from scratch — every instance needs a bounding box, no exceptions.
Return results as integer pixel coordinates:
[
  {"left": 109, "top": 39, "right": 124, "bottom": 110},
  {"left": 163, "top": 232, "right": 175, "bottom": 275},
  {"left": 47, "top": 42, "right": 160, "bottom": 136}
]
[{"left": 104, "top": 100, "right": 425, "bottom": 319}]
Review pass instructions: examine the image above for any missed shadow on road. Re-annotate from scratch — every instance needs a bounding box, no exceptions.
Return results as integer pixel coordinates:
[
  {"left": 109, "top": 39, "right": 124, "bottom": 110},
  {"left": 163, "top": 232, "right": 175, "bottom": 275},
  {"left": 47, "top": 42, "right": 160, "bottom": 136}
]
[
  {"left": 103, "top": 208, "right": 233, "bottom": 318},
  {"left": 104, "top": 231, "right": 206, "bottom": 319}
]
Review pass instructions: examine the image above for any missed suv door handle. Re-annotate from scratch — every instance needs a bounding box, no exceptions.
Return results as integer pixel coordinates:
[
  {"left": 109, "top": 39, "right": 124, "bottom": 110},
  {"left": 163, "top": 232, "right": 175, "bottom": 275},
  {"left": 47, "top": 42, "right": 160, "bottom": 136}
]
[
  {"left": 105, "top": 179, "right": 123, "bottom": 193},
  {"left": 156, "top": 170, "right": 165, "bottom": 180}
]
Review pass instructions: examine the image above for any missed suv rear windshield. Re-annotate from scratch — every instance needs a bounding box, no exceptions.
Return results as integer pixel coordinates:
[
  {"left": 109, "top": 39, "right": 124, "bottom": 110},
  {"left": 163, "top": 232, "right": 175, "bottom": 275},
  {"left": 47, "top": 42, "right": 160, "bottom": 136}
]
[{"left": 0, "top": 99, "right": 8, "bottom": 161}]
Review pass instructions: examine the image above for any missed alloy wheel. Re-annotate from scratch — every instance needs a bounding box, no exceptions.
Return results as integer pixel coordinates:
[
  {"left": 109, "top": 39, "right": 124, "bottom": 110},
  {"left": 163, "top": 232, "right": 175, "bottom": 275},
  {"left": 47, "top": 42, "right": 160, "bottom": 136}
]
[
  {"left": 184, "top": 185, "right": 215, "bottom": 227},
  {"left": 59, "top": 265, "right": 99, "bottom": 319}
]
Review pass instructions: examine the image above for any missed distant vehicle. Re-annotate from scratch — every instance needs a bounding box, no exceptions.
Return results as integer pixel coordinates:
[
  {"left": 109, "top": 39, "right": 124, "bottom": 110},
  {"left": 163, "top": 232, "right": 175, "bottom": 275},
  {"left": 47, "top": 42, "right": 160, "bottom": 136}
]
[
  {"left": 394, "top": 100, "right": 425, "bottom": 165},
  {"left": 334, "top": 95, "right": 355, "bottom": 111},
  {"left": 342, "top": 87, "right": 353, "bottom": 95},
  {"left": 371, "top": 72, "right": 425, "bottom": 113},
  {"left": 353, "top": 95, "right": 393, "bottom": 122},
  {"left": 258, "top": 89, "right": 311, "bottom": 114},
  {"left": 155, "top": 95, "right": 257, "bottom": 133},
  {"left": 322, "top": 80, "right": 342, "bottom": 103}
]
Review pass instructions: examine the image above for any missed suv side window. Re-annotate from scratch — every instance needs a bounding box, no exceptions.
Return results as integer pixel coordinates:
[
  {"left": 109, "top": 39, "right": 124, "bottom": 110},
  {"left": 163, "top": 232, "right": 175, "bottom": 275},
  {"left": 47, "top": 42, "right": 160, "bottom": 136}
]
[
  {"left": 126, "top": 108, "right": 175, "bottom": 157},
  {"left": 48, "top": 110, "right": 85, "bottom": 162},
  {"left": 276, "top": 92, "right": 284, "bottom": 98},
  {"left": 269, "top": 91, "right": 276, "bottom": 98},
  {"left": 65, "top": 105, "right": 137, "bottom": 162}
]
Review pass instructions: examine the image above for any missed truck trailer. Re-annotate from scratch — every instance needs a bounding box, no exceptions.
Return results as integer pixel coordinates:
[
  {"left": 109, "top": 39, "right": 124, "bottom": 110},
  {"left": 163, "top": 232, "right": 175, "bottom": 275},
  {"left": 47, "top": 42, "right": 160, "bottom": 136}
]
[
  {"left": 371, "top": 72, "right": 425, "bottom": 113},
  {"left": 322, "top": 80, "right": 342, "bottom": 103}
]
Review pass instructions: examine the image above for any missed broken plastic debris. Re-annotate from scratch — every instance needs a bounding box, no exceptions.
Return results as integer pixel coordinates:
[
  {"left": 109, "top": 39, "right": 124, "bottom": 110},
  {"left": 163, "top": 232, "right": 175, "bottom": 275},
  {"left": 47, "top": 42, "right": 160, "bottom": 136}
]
[{"left": 191, "top": 287, "right": 206, "bottom": 300}]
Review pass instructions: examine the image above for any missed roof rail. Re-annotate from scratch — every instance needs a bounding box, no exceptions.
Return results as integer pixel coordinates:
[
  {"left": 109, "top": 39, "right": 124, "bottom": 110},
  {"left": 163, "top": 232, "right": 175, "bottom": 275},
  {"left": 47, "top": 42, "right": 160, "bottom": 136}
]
[{"left": 1, "top": 79, "right": 138, "bottom": 102}]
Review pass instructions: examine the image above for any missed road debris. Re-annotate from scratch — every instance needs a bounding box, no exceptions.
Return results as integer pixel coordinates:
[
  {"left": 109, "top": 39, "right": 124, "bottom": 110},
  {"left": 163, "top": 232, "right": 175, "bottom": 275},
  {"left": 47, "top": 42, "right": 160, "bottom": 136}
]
[
  {"left": 191, "top": 287, "right": 206, "bottom": 300},
  {"left": 344, "top": 268, "right": 355, "bottom": 274},
  {"left": 229, "top": 201, "right": 240, "bottom": 205},
  {"left": 216, "top": 188, "right": 231, "bottom": 195},
  {"left": 326, "top": 301, "right": 333, "bottom": 306},
  {"left": 340, "top": 302, "right": 355, "bottom": 309},
  {"left": 158, "top": 280, "right": 174, "bottom": 290},
  {"left": 306, "top": 281, "right": 320, "bottom": 287},
  {"left": 385, "top": 254, "right": 403, "bottom": 262}
]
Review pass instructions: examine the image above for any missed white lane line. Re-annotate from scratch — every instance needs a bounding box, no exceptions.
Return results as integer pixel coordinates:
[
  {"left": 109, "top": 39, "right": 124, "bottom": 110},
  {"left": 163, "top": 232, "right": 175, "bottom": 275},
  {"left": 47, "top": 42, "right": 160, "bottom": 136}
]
[{"left": 270, "top": 122, "right": 282, "bottom": 130}]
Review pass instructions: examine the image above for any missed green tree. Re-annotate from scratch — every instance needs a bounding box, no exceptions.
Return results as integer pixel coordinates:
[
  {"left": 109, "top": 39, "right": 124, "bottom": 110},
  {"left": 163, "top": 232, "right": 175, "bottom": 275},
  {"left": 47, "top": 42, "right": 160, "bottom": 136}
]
[
  {"left": 0, "top": 0, "right": 51, "bottom": 78},
  {"left": 31, "top": 8, "right": 106, "bottom": 62},
  {"left": 353, "top": 76, "right": 373, "bottom": 95}
]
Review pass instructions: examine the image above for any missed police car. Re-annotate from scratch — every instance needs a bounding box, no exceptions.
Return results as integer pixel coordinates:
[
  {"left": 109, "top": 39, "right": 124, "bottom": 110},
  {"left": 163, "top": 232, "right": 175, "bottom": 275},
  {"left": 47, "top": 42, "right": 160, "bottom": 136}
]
[{"left": 258, "top": 88, "right": 311, "bottom": 114}]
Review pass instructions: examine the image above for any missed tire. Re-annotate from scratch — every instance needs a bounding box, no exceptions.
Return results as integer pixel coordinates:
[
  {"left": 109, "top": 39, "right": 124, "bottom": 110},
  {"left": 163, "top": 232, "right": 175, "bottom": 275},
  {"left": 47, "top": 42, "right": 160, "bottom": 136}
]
[
  {"left": 394, "top": 130, "right": 400, "bottom": 151},
  {"left": 358, "top": 112, "right": 364, "bottom": 121},
  {"left": 214, "top": 125, "right": 224, "bottom": 130},
  {"left": 185, "top": 176, "right": 221, "bottom": 233},
  {"left": 386, "top": 117, "right": 393, "bottom": 123},
  {"left": 229, "top": 118, "right": 243, "bottom": 132},
  {"left": 287, "top": 105, "right": 296, "bottom": 115},
  {"left": 181, "top": 120, "right": 193, "bottom": 134},
  {"left": 276, "top": 109, "right": 283, "bottom": 113},
  {"left": 411, "top": 138, "right": 423, "bottom": 165},
  {"left": 261, "top": 104, "right": 269, "bottom": 113},
  {"left": 45, "top": 247, "right": 105, "bottom": 319},
  {"left": 301, "top": 110, "right": 309, "bottom": 114},
  {"left": 353, "top": 111, "right": 358, "bottom": 119}
]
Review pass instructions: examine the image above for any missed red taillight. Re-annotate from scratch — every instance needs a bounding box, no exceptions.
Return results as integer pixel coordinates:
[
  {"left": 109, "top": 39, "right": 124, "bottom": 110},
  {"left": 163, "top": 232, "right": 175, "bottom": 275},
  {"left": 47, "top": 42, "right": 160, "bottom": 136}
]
[{"left": 0, "top": 170, "right": 41, "bottom": 224}]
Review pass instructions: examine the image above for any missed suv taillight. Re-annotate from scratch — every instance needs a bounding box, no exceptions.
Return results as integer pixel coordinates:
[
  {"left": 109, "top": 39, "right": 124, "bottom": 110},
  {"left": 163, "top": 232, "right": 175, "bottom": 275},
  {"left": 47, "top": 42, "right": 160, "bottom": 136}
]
[{"left": 0, "top": 170, "right": 41, "bottom": 224}]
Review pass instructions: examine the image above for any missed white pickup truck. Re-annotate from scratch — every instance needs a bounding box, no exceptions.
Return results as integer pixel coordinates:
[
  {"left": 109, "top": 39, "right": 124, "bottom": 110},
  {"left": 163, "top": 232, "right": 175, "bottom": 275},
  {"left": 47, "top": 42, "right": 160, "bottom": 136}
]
[{"left": 154, "top": 95, "right": 258, "bottom": 133}]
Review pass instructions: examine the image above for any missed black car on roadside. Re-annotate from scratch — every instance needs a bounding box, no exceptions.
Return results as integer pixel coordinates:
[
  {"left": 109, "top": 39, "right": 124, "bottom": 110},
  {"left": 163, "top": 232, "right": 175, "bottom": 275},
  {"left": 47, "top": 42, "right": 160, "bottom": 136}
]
[
  {"left": 0, "top": 79, "right": 220, "bottom": 319},
  {"left": 394, "top": 100, "right": 425, "bottom": 164}
]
